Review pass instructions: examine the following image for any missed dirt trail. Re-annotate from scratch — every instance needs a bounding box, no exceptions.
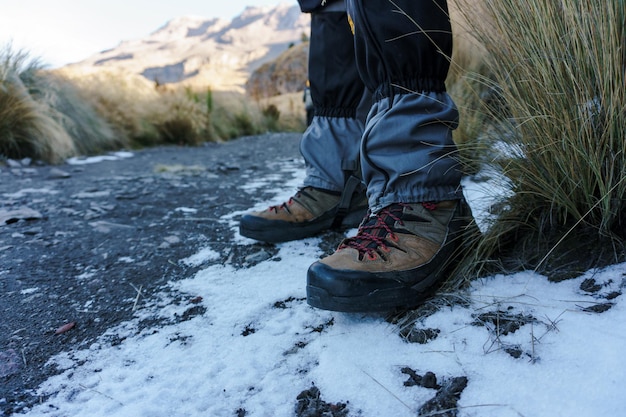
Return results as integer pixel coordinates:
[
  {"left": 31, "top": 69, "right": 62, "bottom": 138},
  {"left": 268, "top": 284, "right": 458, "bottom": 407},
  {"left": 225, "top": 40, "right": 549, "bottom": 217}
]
[{"left": 0, "top": 133, "right": 301, "bottom": 415}]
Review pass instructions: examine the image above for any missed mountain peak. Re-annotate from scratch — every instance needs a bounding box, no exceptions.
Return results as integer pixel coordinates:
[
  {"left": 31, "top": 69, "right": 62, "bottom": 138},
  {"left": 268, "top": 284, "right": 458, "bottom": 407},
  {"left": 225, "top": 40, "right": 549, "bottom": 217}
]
[
  {"left": 62, "top": 4, "right": 310, "bottom": 91},
  {"left": 149, "top": 15, "right": 229, "bottom": 41}
]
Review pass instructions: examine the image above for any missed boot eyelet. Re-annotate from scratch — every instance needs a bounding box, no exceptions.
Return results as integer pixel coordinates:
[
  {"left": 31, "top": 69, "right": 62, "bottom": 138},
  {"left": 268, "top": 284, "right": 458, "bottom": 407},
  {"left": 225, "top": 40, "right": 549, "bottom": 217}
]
[
  {"left": 389, "top": 233, "right": 399, "bottom": 242},
  {"left": 367, "top": 252, "right": 377, "bottom": 261},
  {"left": 381, "top": 245, "right": 391, "bottom": 253}
]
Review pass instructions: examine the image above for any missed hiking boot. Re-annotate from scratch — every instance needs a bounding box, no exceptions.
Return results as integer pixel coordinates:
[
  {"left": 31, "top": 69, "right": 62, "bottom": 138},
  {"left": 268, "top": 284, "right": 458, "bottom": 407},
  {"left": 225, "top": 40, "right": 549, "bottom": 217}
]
[
  {"left": 306, "top": 200, "right": 472, "bottom": 312},
  {"left": 239, "top": 187, "right": 367, "bottom": 243}
]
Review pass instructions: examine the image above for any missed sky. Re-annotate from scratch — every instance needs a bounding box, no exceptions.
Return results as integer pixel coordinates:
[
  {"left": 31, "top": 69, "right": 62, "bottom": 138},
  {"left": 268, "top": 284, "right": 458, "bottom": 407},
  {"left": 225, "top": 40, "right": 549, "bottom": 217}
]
[
  {"left": 0, "top": 0, "right": 285, "bottom": 68},
  {"left": 9, "top": 154, "right": 626, "bottom": 417}
]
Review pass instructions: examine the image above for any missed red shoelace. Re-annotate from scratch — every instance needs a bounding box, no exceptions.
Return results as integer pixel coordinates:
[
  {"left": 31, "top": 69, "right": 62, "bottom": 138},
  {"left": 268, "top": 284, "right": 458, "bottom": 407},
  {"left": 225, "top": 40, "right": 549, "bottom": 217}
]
[
  {"left": 339, "top": 203, "right": 437, "bottom": 260},
  {"left": 268, "top": 190, "right": 307, "bottom": 213},
  {"left": 339, "top": 204, "right": 409, "bottom": 260}
]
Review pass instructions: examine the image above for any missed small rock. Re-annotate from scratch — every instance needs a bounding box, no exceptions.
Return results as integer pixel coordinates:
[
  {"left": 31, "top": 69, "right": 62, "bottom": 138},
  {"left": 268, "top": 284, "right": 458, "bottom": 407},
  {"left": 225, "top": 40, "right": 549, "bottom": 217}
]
[
  {"left": 88, "top": 221, "right": 134, "bottom": 233},
  {"left": 422, "top": 372, "right": 439, "bottom": 389},
  {"left": 0, "top": 207, "right": 44, "bottom": 225},
  {"left": 418, "top": 376, "right": 469, "bottom": 417},
  {"left": 164, "top": 235, "right": 181, "bottom": 245},
  {"left": 402, "top": 368, "right": 440, "bottom": 389},
  {"left": 582, "top": 303, "right": 613, "bottom": 313},
  {"left": 605, "top": 291, "right": 621, "bottom": 300},
  {"left": 244, "top": 250, "right": 272, "bottom": 264},
  {"left": 73, "top": 190, "right": 111, "bottom": 199},
  {"left": 23, "top": 227, "right": 43, "bottom": 236},
  {"left": 6, "top": 159, "right": 22, "bottom": 168},
  {"left": 401, "top": 327, "right": 440, "bottom": 344},
  {"left": 295, "top": 386, "right": 348, "bottom": 417},
  {"left": 580, "top": 278, "right": 602, "bottom": 293},
  {"left": 217, "top": 164, "right": 240, "bottom": 173},
  {"left": 48, "top": 168, "right": 71, "bottom": 179}
]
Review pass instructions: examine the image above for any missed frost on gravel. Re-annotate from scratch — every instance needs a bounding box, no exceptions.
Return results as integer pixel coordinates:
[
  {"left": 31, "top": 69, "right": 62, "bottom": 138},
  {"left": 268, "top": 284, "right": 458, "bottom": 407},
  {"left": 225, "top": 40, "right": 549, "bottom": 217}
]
[{"left": 21, "top": 162, "right": 626, "bottom": 417}]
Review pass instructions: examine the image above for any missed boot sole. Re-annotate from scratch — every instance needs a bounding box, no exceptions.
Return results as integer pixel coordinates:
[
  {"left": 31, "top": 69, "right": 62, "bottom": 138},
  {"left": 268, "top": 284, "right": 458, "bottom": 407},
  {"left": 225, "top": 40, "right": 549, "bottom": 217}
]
[
  {"left": 306, "top": 283, "right": 436, "bottom": 312},
  {"left": 306, "top": 255, "right": 446, "bottom": 312},
  {"left": 239, "top": 207, "right": 366, "bottom": 243}
]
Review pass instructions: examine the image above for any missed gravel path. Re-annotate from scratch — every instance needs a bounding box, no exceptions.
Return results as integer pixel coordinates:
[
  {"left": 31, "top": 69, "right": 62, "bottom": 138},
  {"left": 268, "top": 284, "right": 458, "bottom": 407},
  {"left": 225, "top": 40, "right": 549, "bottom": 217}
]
[{"left": 0, "top": 133, "right": 302, "bottom": 415}]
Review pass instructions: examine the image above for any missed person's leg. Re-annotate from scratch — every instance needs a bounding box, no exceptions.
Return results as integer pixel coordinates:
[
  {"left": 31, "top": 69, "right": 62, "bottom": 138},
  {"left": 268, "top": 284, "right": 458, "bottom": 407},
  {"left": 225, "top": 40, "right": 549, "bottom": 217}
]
[
  {"left": 307, "top": 0, "right": 472, "bottom": 311},
  {"left": 352, "top": 0, "right": 462, "bottom": 208},
  {"left": 301, "top": 8, "right": 366, "bottom": 193},
  {"left": 239, "top": 3, "right": 368, "bottom": 243}
]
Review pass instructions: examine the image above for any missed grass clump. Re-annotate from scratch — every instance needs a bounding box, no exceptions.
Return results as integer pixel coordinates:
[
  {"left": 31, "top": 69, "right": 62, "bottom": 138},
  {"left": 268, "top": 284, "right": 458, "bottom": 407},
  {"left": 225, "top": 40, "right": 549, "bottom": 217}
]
[
  {"left": 1, "top": 46, "right": 75, "bottom": 163},
  {"left": 453, "top": 0, "right": 626, "bottom": 276},
  {"left": 0, "top": 45, "right": 124, "bottom": 163},
  {"left": 0, "top": 45, "right": 126, "bottom": 163},
  {"left": 62, "top": 69, "right": 162, "bottom": 147}
]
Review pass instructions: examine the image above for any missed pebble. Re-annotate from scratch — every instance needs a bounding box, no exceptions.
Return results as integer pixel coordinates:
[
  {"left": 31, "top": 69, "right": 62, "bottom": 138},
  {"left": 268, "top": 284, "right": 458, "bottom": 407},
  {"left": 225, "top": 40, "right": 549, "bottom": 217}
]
[
  {"left": 164, "top": 236, "right": 182, "bottom": 244},
  {"left": 48, "top": 168, "right": 71, "bottom": 179},
  {"left": 245, "top": 250, "right": 272, "bottom": 264},
  {"left": 0, "top": 208, "right": 44, "bottom": 225}
]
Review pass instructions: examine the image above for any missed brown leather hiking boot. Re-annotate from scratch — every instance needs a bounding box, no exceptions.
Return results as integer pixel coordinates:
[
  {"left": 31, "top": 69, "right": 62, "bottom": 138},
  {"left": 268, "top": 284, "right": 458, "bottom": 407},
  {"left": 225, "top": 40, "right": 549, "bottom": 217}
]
[
  {"left": 306, "top": 200, "right": 472, "bottom": 312},
  {"left": 239, "top": 187, "right": 367, "bottom": 243}
]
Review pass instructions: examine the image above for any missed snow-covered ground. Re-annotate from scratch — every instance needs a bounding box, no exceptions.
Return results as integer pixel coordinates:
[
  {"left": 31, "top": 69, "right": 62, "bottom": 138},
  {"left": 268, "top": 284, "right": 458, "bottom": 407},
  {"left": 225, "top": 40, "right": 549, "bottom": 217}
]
[{"left": 20, "top": 162, "right": 626, "bottom": 417}]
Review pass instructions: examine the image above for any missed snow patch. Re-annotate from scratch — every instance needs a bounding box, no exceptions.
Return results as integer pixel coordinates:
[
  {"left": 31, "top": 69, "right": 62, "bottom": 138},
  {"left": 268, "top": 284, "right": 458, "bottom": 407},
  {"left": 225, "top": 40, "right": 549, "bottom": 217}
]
[
  {"left": 21, "top": 163, "right": 626, "bottom": 417},
  {"left": 66, "top": 152, "right": 134, "bottom": 165}
]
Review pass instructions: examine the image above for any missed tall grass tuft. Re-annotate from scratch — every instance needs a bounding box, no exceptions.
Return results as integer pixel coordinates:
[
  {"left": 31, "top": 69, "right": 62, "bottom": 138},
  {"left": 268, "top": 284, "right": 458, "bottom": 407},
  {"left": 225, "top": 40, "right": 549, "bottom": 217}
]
[
  {"left": 151, "top": 86, "right": 209, "bottom": 146},
  {"left": 454, "top": 0, "right": 626, "bottom": 275},
  {"left": 42, "top": 74, "right": 124, "bottom": 155},
  {"left": 0, "top": 46, "right": 75, "bottom": 162},
  {"left": 62, "top": 69, "right": 163, "bottom": 147}
]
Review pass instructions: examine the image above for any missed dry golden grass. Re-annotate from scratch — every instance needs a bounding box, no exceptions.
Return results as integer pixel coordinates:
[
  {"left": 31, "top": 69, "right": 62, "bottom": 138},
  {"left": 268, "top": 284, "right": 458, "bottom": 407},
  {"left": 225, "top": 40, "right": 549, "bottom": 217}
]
[
  {"left": 1, "top": 46, "right": 76, "bottom": 163},
  {"left": 56, "top": 68, "right": 163, "bottom": 146},
  {"left": 257, "top": 91, "right": 307, "bottom": 132},
  {"left": 0, "top": 75, "right": 76, "bottom": 163},
  {"left": 2, "top": 51, "right": 306, "bottom": 164},
  {"left": 57, "top": 67, "right": 306, "bottom": 147},
  {"left": 205, "top": 89, "right": 305, "bottom": 139}
]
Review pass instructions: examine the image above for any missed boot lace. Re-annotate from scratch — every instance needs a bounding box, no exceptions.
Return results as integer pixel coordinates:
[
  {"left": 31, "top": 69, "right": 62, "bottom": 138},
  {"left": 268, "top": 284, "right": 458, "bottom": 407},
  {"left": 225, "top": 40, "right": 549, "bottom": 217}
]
[
  {"left": 269, "top": 198, "right": 294, "bottom": 213},
  {"left": 268, "top": 189, "right": 312, "bottom": 213},
  {"left": 339, "top": 204, "right": 410, "bottom": 261},
  {"left": 339, "top": 202, "right": 438, "bottom": 261}
]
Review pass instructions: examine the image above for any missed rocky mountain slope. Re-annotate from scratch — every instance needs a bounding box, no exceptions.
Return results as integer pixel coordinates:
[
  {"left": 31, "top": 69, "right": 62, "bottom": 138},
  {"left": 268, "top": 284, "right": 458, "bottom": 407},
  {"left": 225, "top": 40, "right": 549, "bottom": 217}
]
[
  {"left": 246, "top": 42, "right": 308, "bottom": 98},
  {"left": 62, "top": 4, "right": 311, "bottom": 91}
]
